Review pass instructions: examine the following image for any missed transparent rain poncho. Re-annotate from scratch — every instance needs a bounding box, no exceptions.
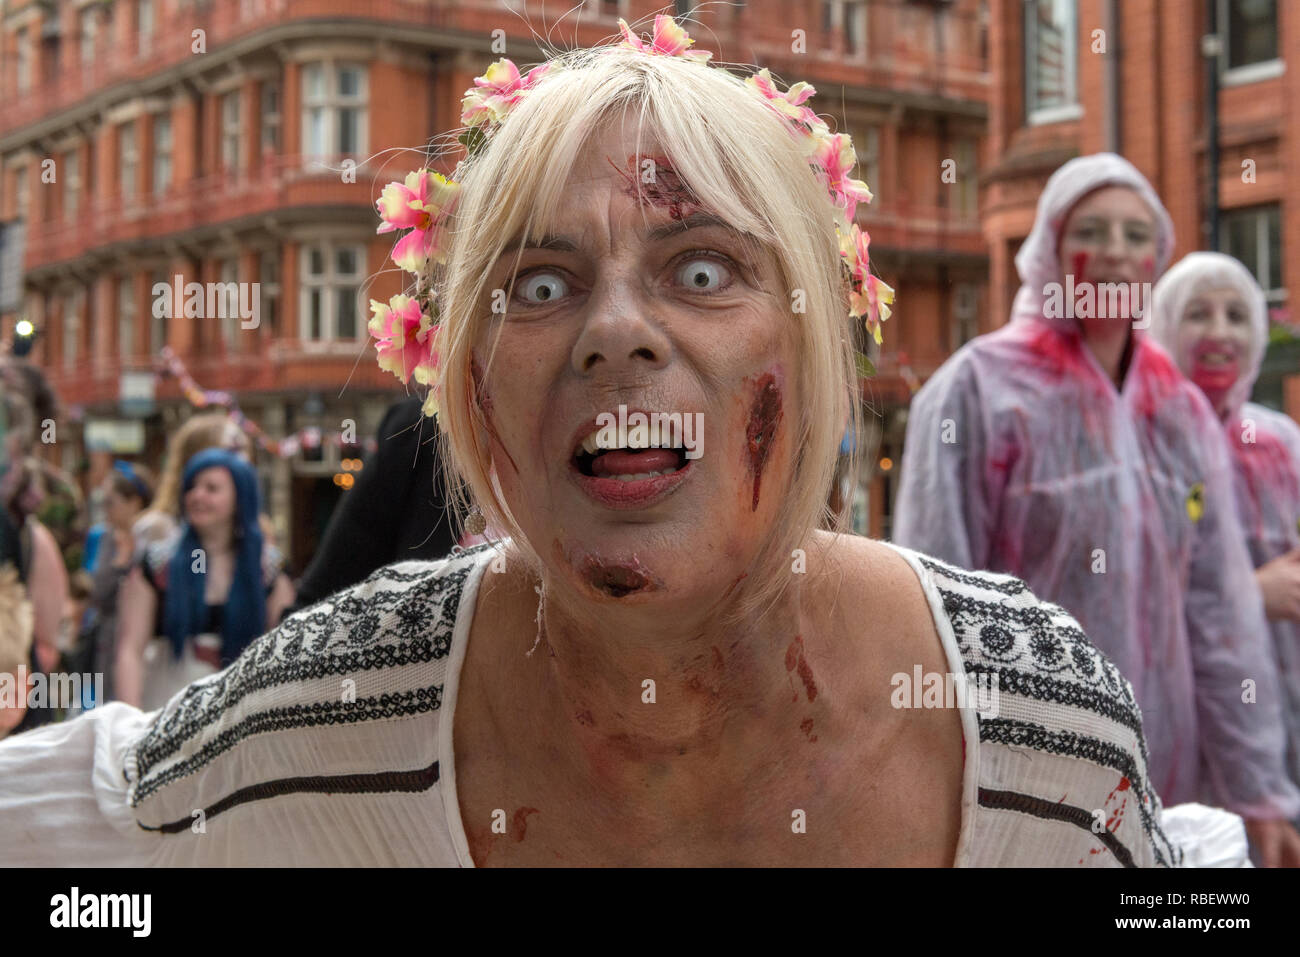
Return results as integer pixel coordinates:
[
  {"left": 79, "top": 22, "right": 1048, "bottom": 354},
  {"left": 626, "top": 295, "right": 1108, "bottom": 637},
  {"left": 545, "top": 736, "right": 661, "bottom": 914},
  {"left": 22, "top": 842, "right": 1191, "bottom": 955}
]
[
  {"left": 1150, "top": 252, "right": 1300, "bottom": 796},
  {"left": 893, "top": 153, "right": 1299, "bottom": 818}
]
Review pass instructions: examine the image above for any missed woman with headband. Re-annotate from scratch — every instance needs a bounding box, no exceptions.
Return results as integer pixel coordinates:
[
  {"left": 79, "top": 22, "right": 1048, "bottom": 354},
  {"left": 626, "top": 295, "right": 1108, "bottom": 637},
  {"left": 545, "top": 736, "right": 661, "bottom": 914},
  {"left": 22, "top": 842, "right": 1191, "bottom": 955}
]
[
  {"left": 894, "top": 153, "right": 1300, "bottom": 865},
  {"left": 0, "top": 19, "right": 1189, "bottom": 866},
  {"left": 1150, "top": 252, "right": 1300, "bottom": 823}
]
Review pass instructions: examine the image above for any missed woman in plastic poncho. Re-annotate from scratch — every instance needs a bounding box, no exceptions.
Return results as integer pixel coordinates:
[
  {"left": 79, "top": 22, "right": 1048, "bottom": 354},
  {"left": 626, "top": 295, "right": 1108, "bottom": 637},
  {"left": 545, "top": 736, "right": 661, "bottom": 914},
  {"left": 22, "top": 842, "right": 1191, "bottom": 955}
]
[
  {"left": 893, "top": 153, "right": 1300, "bottom": 865},
  {"left": 1150, "top": 252, "right": 1300, "bottom": 820}
]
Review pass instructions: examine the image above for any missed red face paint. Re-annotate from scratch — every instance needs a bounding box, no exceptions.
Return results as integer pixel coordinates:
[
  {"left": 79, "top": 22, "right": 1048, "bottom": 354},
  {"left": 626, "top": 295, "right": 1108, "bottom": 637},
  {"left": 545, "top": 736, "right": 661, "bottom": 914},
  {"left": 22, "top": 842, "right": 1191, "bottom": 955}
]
[
  {"left": 1188, "top": 339, "right": 1239, "bottom": 411},
  {"left": 612, "top": 154, "right": 700, "bottom": 221},
  {"left": 563, "top": 544, "right": 663, "bottom": 598},
  {"left": 745, "top": 373, "right": 783, "bottom": 512},
  {"left": 511, "top": 806, "right": 540, "bottom": 842},
  {"left": 799, "top": 717, "right": 818, "bottom": 743},
  {"left": 784, "top": 635, "right": 818, "bottom": 702}
]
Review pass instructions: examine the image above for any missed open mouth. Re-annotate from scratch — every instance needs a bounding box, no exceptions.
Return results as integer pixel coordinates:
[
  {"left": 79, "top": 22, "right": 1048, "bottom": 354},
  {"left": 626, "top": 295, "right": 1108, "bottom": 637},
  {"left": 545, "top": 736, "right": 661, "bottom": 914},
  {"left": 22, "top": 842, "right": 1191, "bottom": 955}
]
[{"left": 572, "top": 429, "right": 692, "bottom": 480}]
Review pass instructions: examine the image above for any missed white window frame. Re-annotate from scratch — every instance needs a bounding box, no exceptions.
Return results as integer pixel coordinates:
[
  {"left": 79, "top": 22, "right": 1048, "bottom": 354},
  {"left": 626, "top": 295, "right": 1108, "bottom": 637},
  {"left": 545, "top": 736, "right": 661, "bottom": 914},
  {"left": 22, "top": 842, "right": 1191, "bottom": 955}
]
[
  {"left": 1024, "top": 0, "right": 1082, "bottom": 125},
  {"left": 1220, "top": 204, "right": 1285, "bottom": 306},
  {"left": 79, "top": 6, "right": 98, "bottom": 65},
  {"left": 118, "top": 277, "right": 135, "bottom": 358},
  {"left": 64, "top": 150, "right": 80, "bottom": 223},
  {"left": 150, "top": 270, "right": 168, "bottom": 353},
  {"left": 64, "top": 291, "right": 82, "bottom": 369},
  {"left": 16, "top": 27, "right": 32, "bottom": 94},
  {"left": 138, "top": 0, "right": 154, "bottom": 57},
  {"left": 120, "top": 122, "right": 138, "bottom": 201},
  {"left": 299, "top": 242, "right": 365, "bottom": 343},
  {"left": 1219, "top": 0, "right": 1284, "bottom": 85},
  {"left": 300, "top": 62, "right": 368, "bottom": 168},
  {"left": 261, "top": 81, "right": 282, "bottom": 158},
  {"left": 221, "top": 91, "right": 243, "bottom": 174},
  {"left": 822, "top": 1, "right": 867, "bottom": 58},
  {"left": 153, "top": 112, "right": 173, "bottom": 196},
  {"left": 219, "top": 258, "right": 239, "bottom": 345}
]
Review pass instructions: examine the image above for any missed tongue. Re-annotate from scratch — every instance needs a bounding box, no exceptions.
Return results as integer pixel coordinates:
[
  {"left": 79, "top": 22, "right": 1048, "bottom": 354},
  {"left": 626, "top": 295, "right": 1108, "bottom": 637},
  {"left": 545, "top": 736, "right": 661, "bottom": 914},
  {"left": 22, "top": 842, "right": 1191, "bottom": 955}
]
[{"left": 591, "top": 449, "right": 680, "bottom": 476}]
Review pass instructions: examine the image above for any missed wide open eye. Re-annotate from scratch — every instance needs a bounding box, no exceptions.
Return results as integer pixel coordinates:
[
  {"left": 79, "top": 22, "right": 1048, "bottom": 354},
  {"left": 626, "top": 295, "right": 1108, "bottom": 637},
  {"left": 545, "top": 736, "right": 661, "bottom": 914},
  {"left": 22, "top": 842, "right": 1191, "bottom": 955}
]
[
  {"left": 516, "top": 271, "right": 569, "bottom": 304},
  {"left": 676, "top": 257, "right": 729, "bottom": 292}
]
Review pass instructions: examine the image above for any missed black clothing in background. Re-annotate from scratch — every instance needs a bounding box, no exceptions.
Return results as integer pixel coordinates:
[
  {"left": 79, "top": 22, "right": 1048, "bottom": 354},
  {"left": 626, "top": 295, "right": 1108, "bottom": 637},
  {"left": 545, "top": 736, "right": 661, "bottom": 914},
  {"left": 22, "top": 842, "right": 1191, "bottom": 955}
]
[{"left": 284, "top": 397, "right": 457, "bottom": 618}]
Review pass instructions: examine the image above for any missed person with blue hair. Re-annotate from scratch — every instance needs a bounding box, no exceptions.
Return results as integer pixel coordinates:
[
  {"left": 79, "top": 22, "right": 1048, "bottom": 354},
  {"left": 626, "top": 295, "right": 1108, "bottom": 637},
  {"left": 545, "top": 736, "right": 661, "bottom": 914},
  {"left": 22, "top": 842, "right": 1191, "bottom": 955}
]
[{"left": 115, "top": 448, "right": 294, "bottom": 710}]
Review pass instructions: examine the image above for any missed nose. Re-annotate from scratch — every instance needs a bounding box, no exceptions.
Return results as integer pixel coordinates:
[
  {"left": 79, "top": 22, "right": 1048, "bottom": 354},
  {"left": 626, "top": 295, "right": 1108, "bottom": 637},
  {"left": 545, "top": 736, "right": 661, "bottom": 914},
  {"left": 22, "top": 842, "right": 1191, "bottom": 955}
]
[
  {"left": 570, "top": 279, "right": 672, "bottom": 376},
  {"left": 1101, "top": 222, "right": 1129, "bottom": 261}
]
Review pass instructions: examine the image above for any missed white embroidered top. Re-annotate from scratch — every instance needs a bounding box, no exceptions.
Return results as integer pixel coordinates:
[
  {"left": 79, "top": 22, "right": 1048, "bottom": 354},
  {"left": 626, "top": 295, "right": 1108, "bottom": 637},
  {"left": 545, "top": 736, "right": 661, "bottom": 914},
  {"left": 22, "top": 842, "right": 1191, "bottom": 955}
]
[{"left": 0, "top": 542, "right": 1212, "bottom": 866}]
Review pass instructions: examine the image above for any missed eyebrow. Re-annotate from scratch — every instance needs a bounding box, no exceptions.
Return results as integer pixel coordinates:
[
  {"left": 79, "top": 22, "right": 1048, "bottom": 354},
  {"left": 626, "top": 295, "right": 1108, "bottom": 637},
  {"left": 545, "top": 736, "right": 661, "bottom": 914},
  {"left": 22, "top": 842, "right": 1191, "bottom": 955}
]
[{"left": 509, "top": 212, "right": 748, "bottom": 253}]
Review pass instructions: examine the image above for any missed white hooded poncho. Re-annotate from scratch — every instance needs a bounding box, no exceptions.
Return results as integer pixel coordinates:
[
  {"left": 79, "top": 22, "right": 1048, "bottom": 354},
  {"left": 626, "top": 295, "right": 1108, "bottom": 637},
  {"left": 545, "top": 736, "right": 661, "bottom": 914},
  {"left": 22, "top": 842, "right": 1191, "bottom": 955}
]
[
  {"left": 893, "top": 153, "right": 1299, "bottom": 819},
  {"left": 1150, "top": 251, "right": 1300, "bottom": 796}
]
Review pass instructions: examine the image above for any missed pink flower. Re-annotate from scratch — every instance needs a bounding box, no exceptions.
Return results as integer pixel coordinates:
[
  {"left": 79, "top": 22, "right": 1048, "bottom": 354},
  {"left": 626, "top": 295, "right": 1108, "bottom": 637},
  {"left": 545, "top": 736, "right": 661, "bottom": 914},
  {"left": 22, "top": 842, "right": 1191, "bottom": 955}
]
[
  {"left": 376, "top": 170, "right": 460, "bottom": 273},
  {"left": 746, "top": 69, "right": 821, "bottom": 129},
  {"left": 369, "top": 294, "right": 438, "bottom": 385},
  {"left": 840, "top": 224, "right": 894, "bottom": 343},
  {"left": 617, "top": 15, "right": 712, "bottom": 62},
  {"left": 460, "top": 59, "right": 552, "bottom": 129},
  {"left": 811, "top": 132, "right": 874, "bottom": 225}
]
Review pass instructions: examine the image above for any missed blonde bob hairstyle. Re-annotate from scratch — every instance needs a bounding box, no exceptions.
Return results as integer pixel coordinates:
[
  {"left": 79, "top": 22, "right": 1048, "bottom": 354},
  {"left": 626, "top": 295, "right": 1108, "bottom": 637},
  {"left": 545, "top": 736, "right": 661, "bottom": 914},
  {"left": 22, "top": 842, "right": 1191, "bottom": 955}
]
[{"left": 430, "top": 43, "right": 865, "bottom": 611}]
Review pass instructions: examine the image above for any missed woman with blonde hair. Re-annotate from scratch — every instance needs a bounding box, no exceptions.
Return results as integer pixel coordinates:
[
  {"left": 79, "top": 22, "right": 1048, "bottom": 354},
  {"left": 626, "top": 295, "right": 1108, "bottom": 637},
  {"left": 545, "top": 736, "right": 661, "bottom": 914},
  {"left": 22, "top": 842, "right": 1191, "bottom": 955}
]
[{"left": 0, "top": 18, "right": 1195, "bottom": 866}]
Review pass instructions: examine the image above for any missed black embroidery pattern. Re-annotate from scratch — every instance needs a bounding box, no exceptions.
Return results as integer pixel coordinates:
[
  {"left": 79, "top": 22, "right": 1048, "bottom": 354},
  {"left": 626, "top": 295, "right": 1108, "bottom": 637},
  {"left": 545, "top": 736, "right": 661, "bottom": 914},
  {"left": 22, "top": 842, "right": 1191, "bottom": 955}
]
[
  {"left": 917, "top": 552, "right": 1181, "bottom": 868},
  {"left": 127, "top": 547, "right": 492, "bottom": 804}
]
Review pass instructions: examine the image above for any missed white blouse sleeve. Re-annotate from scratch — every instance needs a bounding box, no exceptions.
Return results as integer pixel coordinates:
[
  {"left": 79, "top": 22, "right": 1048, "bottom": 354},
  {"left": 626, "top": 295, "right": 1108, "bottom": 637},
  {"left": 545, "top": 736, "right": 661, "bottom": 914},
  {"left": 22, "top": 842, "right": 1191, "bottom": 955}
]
[{"left": 0, "top": 703, "right": 160, "bottom": 866}]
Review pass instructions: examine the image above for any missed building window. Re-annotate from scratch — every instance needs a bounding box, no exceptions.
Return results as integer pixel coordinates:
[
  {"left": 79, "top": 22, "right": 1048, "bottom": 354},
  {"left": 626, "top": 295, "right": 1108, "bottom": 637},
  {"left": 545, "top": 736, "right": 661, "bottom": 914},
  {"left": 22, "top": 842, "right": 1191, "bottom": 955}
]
[
  {"left": 64, "top": 150, "right": 80, "bottom": 223},
  {"left": 222, "top": 91, "right": 243, "bottom": 175},
  {"left": 260, "top": 251, "right": 280, "bottom": 337},
  {"left": 79, "top": 6, "right": 98, "bottom": 65},
  {"left": 822, "top": 1, "right": 867, "bottom": 57},
  {"left": 302, "top": 63, "right": 368, "bottom": 164},
  {"left": 300, "top": 242, "right": 364, "bottom": 341},
  {"left": 855, "top": 125, "right": 880, "bottom": 204},
  {"left": 64, "top": 293, "right": 81, "bottom": 369},
  {"left": 953, "top": 282, "right": 979, "bottom": 349},
  {"left": 153, "top": 113, "right": 172, "bottom": 196},
  {"left": 16, "top": 27, "right": 31, "bottom": 94},
  {"left": 219, "top": 258, "right": 239, "bottom": 346},
  {"left": 118, "top": 277, "right": 135, "bottom": 358},
  {"left": 150, "top": 269, "right": 168, "bottom": 353},
  {"left": 1220, "top": 0, "right": 1282, "bottom": 83},
  {"left": 261, "top": 81, "right": 281, "bottom": 158},
  {"left": 13, "top": 167, "right": 28, "bottom": 219},
  {"left": 120, "top": 122, "right": 138, "bottom": 201},
  {"left": 138, "top": 0, "right": 154, "bottom": 57},
  {"left": 953, "top": 137, "right": 978, "bottom": 221},
  {"left": 1221, "top": 205, "right": 1283, "bottom": 305},
  {"left": 1023, "top": 0, "right": 1079, "bottom": 124}
]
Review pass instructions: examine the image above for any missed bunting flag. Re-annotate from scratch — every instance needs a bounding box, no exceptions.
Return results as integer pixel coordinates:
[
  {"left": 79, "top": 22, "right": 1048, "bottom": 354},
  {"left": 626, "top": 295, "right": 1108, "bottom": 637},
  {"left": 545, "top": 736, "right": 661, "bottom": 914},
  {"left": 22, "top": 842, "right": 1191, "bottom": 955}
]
[{"left": 155, "top": 347, "right": 378, "bottom": 458}]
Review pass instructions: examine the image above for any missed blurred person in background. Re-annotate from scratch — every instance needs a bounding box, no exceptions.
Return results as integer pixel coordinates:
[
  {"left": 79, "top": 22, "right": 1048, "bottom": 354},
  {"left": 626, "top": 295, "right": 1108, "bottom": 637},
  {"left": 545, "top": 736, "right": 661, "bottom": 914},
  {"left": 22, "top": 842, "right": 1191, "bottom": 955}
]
[
  {"left": 70, "top": 462, "right": 155, "bottom": 706},
  {"left": 893, "top": 153, "right": 1300, "bottom": 865},
  {"left": 1151, "top": 252, "right": 1300, "bottom": 817},
  {"left": 284, "top": 395, "right": 457, "bottom": 617},
  {"left": 116, "top": 448, "right": 292, "bottom": 710},
  {"left": 0, "top": 365, "right": 69, "bottom": 734}
]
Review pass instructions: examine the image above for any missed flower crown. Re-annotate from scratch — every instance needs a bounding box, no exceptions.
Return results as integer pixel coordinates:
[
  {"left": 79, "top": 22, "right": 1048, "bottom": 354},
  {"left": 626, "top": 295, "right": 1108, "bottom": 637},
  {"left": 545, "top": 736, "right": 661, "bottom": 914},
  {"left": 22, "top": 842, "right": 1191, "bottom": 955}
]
[{"left": 371, "top": 14, "right": 895, "bottom": 420}]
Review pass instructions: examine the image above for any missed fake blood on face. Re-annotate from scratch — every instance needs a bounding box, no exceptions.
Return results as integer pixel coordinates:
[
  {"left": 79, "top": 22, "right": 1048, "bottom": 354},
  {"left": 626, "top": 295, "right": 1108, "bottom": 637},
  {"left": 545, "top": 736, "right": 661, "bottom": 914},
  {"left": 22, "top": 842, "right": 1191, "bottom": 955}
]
[
  {"left": 746, "top": 374, "right": 783, "bottom": 512},
  {"left": 612, "top": 154, "right": 700, "bottom": 221},
  {"left": 784, "top": 635, "right": 818, "bottom": 702}
]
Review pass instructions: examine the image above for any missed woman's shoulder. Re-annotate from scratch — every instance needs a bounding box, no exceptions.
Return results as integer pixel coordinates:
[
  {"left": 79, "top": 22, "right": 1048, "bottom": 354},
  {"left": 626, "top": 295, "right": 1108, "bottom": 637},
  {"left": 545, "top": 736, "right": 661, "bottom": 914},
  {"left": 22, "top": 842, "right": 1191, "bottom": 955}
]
[
  {"left": 888, "top": 545, "right": 1183, "bottom": 867},
  {"left": 123, "top": 543, "right": 496, "bottom": 834}
]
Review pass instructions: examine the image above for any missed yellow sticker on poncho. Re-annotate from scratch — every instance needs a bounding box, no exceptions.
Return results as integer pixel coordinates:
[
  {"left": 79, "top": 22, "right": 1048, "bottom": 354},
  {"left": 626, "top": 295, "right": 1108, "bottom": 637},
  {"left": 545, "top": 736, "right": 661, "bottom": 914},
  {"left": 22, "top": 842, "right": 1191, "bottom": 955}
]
[{"left": 1185, "top": 482, "right": 1205, "bottom": 523}]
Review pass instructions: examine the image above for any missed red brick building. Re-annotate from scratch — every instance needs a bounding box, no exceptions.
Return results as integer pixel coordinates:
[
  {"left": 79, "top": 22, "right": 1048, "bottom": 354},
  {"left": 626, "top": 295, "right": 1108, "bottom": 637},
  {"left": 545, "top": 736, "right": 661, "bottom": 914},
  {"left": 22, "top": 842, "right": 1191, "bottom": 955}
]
[
  {"left": 0, "top": 0, "right": 990, "bottom": 560},
  {"left": 982, "top": 0, "right": 1300, "bottom": 418}
]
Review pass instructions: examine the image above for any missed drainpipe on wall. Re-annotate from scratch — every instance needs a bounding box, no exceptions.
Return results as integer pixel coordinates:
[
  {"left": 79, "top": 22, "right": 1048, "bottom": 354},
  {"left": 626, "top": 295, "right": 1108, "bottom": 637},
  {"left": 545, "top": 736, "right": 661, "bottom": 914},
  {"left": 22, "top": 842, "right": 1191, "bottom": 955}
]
[
  {"left": 1105, "top": 0, "right": 1121, "bottom": 154},
  {"left": 1203, "top": 0, "right": 1221, "bottom": 251}
]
